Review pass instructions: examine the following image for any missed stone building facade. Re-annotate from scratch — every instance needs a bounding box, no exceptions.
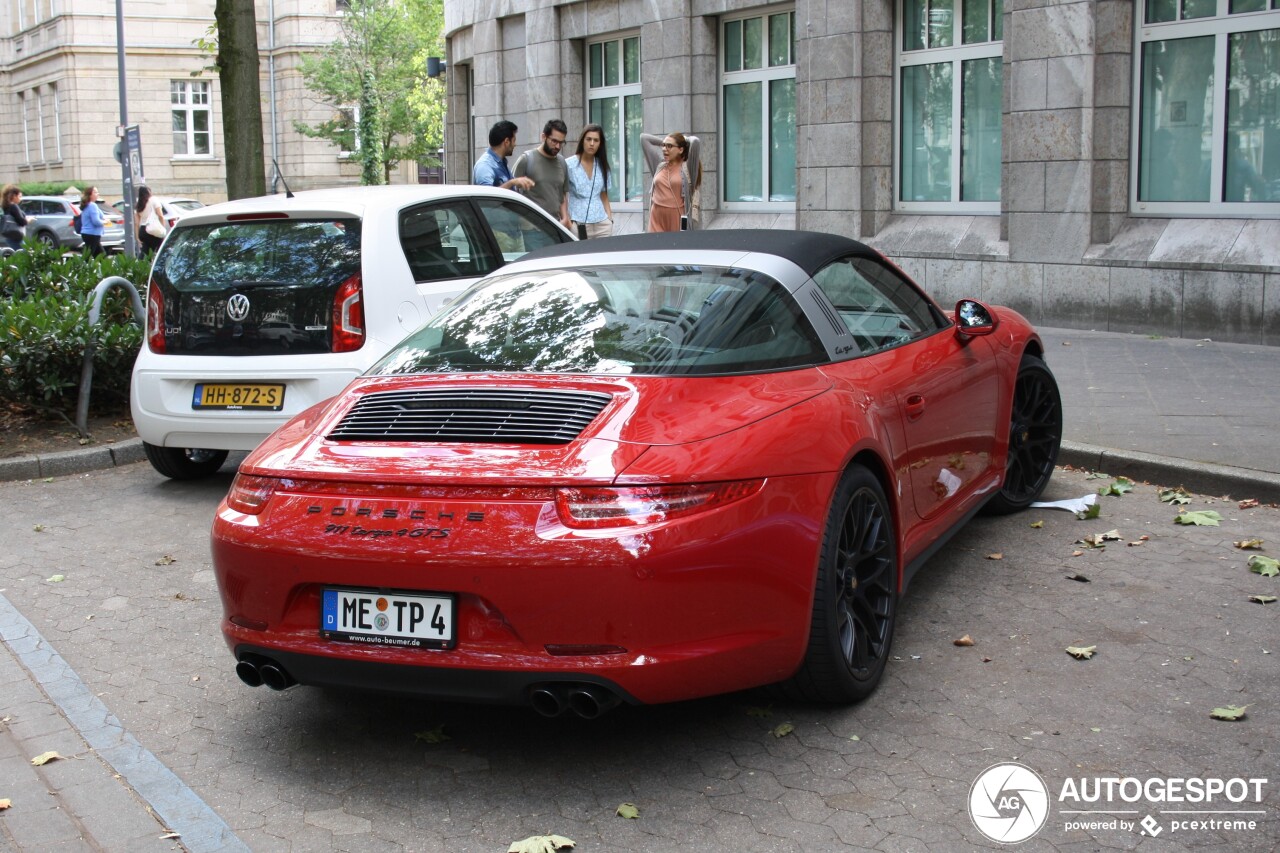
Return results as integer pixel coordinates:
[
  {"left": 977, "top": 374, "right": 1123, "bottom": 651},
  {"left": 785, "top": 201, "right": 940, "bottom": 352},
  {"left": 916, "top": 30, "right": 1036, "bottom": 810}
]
[
  {"left": 443, "top": 0, "right": 1280, "bottom": 344},
  {"left": 0, "top": 0, "right": 412, "bottom": 206}
]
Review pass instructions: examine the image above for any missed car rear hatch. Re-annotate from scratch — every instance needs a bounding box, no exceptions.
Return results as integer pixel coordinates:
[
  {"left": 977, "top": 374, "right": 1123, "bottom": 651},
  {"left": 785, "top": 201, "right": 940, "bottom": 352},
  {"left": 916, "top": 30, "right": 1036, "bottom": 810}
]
[{"left": 148, "top": 215, "right": 362, "bottom": 356}]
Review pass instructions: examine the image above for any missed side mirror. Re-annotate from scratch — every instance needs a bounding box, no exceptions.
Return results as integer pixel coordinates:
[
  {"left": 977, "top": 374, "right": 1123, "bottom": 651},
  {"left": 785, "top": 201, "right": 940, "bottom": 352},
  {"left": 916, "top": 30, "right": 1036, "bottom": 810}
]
[{"left": 954, "top": 299, "right": 998, "bottom": 337}]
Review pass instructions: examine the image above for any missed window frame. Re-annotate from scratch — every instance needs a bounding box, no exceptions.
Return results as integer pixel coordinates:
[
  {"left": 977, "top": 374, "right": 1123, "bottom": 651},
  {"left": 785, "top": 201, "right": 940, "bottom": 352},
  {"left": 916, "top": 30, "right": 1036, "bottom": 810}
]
[
  {"left": 719, "top": 6, "right": 798, "bottom": 212},
  {"left": 1131, "top": 0, "right": 1280, "bottom": 216},
  {"left": 171, "top": 79, "right": 214, "bottom": 159},
  {"left": 585, "top": 32, "right": 643, "bottom": 209},
  {"left": 812, "top": 254, "right": 950, "bottom": 361},
  {"left": 337, "top": 105, "right": 360, "bottom": 159},
  {"left": 894, "top": 0, "right": 1004, "bottom": 214}
]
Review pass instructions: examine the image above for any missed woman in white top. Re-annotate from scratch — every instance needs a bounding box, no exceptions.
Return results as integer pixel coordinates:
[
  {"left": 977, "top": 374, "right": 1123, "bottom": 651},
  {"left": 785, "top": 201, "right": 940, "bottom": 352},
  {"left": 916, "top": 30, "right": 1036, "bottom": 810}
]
[
  {"left": 565, "top": 124, "right": 613, "bottom": 239},
  {"left": 135, "top": 185, "right": 168, "bottom": 255}
]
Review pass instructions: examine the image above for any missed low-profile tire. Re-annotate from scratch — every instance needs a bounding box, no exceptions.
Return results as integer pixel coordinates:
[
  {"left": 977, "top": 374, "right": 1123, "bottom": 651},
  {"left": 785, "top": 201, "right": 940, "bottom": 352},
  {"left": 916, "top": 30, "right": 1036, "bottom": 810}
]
[
  {"left": 983, "top": 354, "right": 1063, "bottom": 515},
  {"left": 143, "top": 442, "right": 228, "bottom": 480},
  {"left": 780, "top": 465, "right": 898, "bottom": 704},
  {"left": 36, "top": 230, "right": 58, "bottom": 248}
]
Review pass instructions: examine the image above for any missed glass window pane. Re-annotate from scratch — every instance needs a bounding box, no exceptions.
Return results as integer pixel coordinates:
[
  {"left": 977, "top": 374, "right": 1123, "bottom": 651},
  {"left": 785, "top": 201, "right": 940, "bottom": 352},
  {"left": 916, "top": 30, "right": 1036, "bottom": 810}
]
[
  {"left": 744, "top": 17, "right": 763, "bottom": 69},
  {"left": 1230, "top": 0, "right": 1266, "bottom": 10},
  {"left": 1224, "top": 28, "right": 1278, "bottom": 201},
  {"left": 1181, "top": 0, "right": 1215, "bottom": 18},
  {"left": 724, "top": 81, "right": 763, "bottom": 201},
  {"left": 963, "top": 0, "right": 990, "bottom": 43},
  {"left": 791, "top": 12, "right": 797, "bottom": 65},
  {"left": 589, "top": 43, "right": 603, "bottom": 88},
  {"left": 900, "top": 62, "right": 953, "bottom": 202},
  {"left": 769, "top": 14, "right": 790, "bottom": 66},
  {"left": 590, "top": 97, "right": 621, "bottom": 201},
  {"left": 961, "top": 57, "right": 1002, "bottom": 201},
  {"left": 1146, "top": 0, "right": 1178, "bottom": 22},
  {"left": 625, "top": 94, "right": 644, "bottom": 201},
  {"left": 770, "top": 79, "right": 796, "bottom": 201},
  {"left": 623, "top": 37, "right": 640, "bottom": 84},
  {"left": 993, "top": 0, "right": 1003, "bottom": 40},
  {"left": 904, "top": 0, "right": 927, "bottom": 51},
  {"left": 194, "top": 131, "right": 210, "bottom": 156},
  {"left": 725, "top": 20, "right": 742, "bottom": 72},
  {"left": 1138, "top": 37, "right": 1214, "bottom": 202},
  {"left": 605, "top": 40, "right": 620, "bottom": 87},
  {"left": 931, "top": 0, "right": 955, "bottom": 48}
]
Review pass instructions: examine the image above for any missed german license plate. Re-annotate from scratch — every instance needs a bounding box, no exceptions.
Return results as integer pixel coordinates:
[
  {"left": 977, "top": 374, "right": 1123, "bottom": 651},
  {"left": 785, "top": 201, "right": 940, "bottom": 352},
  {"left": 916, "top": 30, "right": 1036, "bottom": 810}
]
[
  {"left": 321, "top": 588, "right": 455, "bottom": 649},
  {"left": 192, "top": 383, "right": 284, "bottom": 410}
]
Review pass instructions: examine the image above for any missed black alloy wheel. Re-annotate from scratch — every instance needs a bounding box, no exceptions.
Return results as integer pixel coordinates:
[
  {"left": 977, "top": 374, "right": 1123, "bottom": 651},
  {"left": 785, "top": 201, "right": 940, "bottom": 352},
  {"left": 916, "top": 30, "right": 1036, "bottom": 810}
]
[
  {"left": 782, "top": 465, "right": 898, "bottom": 703},
  {"left": 143, "top": 442, "right": 229, "bottom": 480},
  {"left": 984, "top": 354, "right": 1062, "bottom": 515}
]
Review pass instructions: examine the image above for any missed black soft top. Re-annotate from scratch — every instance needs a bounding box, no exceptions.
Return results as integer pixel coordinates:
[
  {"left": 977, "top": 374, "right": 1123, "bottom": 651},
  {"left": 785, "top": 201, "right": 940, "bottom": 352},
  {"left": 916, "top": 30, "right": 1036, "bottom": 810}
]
[{"left": 518, "top": 229, "right": 884, "bottom": 279}]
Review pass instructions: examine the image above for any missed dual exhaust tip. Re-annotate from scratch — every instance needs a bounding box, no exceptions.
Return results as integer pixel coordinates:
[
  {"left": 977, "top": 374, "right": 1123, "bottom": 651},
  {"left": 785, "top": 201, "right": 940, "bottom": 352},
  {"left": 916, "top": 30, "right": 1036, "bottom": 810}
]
[
  {"left": 235, "top": 656, "right": 294, "bottom": 691},
  {"left": 235, "top": 657, "right": 620, "bottom": 718},
  {"left": 530, "top": 683, "right": 621, "bottom": 719}
]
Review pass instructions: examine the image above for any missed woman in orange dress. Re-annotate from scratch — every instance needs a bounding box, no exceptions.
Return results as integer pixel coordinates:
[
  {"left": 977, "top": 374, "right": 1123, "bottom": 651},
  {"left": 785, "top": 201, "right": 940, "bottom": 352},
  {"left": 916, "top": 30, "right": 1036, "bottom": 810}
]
[{"left": 642, "top": 132, "right": 701, "bottom": 232}]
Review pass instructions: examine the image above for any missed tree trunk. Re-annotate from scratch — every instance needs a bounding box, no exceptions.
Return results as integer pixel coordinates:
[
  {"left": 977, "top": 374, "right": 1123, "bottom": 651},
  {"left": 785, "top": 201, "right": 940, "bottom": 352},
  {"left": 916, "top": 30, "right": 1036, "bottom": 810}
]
[{"left": 214, "top": 0, "right": 266, "bottom": 200}]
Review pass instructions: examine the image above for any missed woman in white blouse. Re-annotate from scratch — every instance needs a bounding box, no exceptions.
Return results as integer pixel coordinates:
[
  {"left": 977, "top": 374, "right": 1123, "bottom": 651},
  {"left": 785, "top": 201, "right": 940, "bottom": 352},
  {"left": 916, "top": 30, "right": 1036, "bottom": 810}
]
[{"left": 565, "top": 124, "right": 613, "bottom": 239}]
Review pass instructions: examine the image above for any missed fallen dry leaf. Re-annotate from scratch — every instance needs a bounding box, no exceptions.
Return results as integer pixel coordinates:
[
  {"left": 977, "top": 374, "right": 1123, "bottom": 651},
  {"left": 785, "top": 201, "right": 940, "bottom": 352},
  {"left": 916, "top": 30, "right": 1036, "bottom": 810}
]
[
  {"left": 1066, "top": 573, "right": 1090, "bottom": 583},
  {"left": 616, "top": 803, "right": 640, "bottom": 819},
  {"left": 1065, "top": 645, "right": 1097, "bottom": 660},
  {"left": 155, "top": 555, "right": 177, "bottom": 566},
  {"left": 1239, "top": 499, "right": 1260, "bottom": 509},
  {"left": 1234, "top": 539, "right": 1265, "bottom": 550},
  {"left": 1029, "top": 520, "right": 1044, "bottom": 529},
  {"left": 1072, "top": 550, "right": 1084, "bottom": 557},
  {"left": 953, "top": 635, "right": 975, "bottom": 647},
  {"left": 1127, "top": 540, "right": 1144, "bottom": 547},
  {"left": 0, "top": 798, "right": 10, "bottom": 810},
  {"left": 1248, "top": 595, "right": 1277, "bottom": 605},
  {"left": 30, "top": 751, "right": 63, "bottom": 766},
  {"left": 986, "top": 552, "right": 1003, "bottom": 560},
  {"left": 507, "top": 836, "right": 575, "bottom": 853},
  {"left": 1210, "top": 705, "right": 1248, "bottom": 721},
  {"left": 771, "top": 722, "right": 795, "bottom": 738}
]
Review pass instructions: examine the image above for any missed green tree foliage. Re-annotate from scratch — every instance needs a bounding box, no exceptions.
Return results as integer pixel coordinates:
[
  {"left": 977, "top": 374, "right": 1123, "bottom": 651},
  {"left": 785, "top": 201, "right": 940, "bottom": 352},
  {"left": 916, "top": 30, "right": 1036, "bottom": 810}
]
[{"left": 295, "top": 0, "right": 445, "bottom": 185}]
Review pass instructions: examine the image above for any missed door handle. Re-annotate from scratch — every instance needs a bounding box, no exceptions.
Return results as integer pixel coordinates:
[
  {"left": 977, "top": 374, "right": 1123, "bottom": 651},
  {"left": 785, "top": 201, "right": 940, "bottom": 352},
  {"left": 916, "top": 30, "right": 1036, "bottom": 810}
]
[{"left": 905, "top": 394, "right": 926, "bottom": 421}]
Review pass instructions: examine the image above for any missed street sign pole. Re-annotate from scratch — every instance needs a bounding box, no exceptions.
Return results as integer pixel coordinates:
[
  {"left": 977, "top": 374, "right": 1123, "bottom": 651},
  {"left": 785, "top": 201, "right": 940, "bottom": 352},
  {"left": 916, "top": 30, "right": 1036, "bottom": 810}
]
[{"left": 115, "top": 0, "right": 137, "bottom": 257}]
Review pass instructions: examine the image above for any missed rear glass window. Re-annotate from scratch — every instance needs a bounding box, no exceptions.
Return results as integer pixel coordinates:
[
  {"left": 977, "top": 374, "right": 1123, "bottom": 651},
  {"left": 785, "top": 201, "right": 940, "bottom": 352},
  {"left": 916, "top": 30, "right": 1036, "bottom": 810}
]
[
  {"left": 372, "top": 264, "right": 827, "bottom": 377},
  {"left": 154, "top": 218, "right": 361, "bottom": 292}
]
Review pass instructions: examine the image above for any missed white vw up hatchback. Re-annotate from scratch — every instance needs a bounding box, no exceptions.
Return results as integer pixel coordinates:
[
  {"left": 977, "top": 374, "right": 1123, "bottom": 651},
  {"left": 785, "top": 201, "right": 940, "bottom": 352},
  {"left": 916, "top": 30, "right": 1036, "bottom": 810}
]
[{"left": 131, "top": 185, "right": 575, "bottom": 479}]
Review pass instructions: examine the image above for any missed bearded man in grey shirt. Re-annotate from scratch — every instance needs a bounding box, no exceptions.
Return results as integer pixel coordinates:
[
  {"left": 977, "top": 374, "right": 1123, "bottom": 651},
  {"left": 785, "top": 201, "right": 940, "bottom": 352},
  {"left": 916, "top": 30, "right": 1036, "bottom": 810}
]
[{"left": 513, "top": 119, "right": 572, "bottom": 229}]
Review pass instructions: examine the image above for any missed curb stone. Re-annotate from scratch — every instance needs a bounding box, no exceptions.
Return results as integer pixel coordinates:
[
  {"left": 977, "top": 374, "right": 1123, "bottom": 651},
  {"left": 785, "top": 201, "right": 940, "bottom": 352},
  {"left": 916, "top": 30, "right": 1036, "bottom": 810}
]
[{"left": 0, "top": 437, "right": 147, "bottom": 482}]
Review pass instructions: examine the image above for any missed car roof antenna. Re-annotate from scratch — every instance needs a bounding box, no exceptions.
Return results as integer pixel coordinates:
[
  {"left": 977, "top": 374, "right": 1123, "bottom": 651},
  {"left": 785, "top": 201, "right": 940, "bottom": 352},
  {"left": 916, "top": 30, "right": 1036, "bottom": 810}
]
[{"left": 272, "top": 159, "right": 295, "bottom": 199}]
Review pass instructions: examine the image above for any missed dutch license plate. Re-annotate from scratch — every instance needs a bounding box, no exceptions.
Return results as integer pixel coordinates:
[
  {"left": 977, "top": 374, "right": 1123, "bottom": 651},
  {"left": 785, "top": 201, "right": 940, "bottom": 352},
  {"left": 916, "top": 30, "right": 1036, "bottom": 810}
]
[
  {"left": 192, "top": 383, "right": 284, "bottom": 411},
  {"left": 321, "top": 588, "right": 455, "bottom": 649}
]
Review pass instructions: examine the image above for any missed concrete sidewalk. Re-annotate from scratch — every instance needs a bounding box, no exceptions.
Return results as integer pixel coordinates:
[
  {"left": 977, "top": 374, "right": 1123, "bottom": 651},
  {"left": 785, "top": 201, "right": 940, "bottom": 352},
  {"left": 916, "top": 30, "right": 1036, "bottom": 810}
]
[
  {"left": 1, "top": 327, "right": 1278, "bottom": 500},
  {"left": 1038, "top": 328, "right": 1280, "bottom": 502}
]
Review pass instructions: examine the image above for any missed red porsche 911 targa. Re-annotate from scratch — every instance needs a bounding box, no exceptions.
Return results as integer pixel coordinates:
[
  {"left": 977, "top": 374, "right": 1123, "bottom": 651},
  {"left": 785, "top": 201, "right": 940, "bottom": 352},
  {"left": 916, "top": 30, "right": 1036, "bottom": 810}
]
[{"left": 213, "top": 230, "right": 1062, "bottom": 717}]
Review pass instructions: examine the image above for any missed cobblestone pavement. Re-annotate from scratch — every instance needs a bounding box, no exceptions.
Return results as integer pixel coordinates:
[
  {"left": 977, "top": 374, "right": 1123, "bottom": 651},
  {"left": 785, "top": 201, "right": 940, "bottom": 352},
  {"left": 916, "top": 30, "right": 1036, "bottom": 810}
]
[{"left": 1, "top": 462, "right": 1278, "bottom": 852}]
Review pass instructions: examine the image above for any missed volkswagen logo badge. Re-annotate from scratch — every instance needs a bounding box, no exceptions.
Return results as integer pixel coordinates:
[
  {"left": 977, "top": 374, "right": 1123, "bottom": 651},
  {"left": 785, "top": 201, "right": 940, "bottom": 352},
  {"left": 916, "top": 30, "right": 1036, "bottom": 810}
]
[{"left": 227, "top": 293, "right": 251, "bottom": 322}]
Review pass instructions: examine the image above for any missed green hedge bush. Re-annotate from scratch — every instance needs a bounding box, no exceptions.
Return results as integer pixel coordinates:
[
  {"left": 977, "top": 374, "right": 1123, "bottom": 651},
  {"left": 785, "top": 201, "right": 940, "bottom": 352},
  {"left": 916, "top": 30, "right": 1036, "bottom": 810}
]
[
  {"left": 0, "top": 242, "right": 152, "bottom": 415},
  {"left": 17, "top": 180, "right": 88, "bottom": 197}
]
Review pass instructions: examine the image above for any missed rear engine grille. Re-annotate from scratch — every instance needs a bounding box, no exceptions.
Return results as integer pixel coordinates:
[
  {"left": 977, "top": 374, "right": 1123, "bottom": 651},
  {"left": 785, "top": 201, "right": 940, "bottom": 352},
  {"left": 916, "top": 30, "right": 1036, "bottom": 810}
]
[{"left": 327, "top": 388, "right": 612, "bottom": 444}]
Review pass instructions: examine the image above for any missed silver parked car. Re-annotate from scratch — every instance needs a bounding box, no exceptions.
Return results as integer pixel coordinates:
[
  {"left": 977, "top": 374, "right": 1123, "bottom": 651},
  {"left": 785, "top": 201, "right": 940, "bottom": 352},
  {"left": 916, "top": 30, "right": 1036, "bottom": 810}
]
[{"left": 18, "top": 195, "right": 126, "bottom": 251}]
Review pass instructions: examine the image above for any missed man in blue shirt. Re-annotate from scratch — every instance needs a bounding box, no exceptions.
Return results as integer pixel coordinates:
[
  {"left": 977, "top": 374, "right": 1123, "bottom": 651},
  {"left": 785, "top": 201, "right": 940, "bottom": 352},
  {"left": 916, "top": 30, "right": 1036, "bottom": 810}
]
[{"left": 473, "top": 120, "right": 535, "bottom": 192}]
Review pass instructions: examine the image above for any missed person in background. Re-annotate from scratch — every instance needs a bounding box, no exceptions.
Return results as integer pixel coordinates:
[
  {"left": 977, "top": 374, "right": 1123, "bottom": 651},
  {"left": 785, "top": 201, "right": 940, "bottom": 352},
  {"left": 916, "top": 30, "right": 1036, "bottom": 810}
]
[
  {"left": 135, "top": 185, "right": 167, "bottom": 255},
  {"left": 565, "top": 124, "right": 613, "bottom": 239},
  {"left": 641, "top": 132, "right": 701, "bottom": 233},
  {"left": 513, "top": 119, "right": 571, "bottom": 227},
  {"left": 472, "top": 120, "right": 535, "bottom": 193},
  {"left": 78, "top": 186, "right": 106, "bottom": 256},
  {"left": 1, "top": 184, "right": 28, "bottom": 251}
]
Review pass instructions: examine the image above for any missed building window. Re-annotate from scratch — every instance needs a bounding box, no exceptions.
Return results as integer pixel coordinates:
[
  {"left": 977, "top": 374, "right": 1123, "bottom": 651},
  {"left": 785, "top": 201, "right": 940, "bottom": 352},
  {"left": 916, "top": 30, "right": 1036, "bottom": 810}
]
[
  {"left": 171, "top": 80, "right": 212, "bottom": 157},
  {"left": 587, "top": 35, "right": 642, "bottom": 204},
  {"left": 47, "top": 84, "right": 60, "bottom": 161},
  {"left": 721, "top": 10, "right": 796, "bottom": 207},
  {"left": 19, "top": 94, "right": 30, "bottom": 164},
  {"left": 337, "top": 106, "right": 360, "bottom": 157},
  {"left": 897, "top": 0, "right": 1002, "bottom": 211},
  {"left": 1135, "top": 0, "right": 1280, "bottom": 214}
]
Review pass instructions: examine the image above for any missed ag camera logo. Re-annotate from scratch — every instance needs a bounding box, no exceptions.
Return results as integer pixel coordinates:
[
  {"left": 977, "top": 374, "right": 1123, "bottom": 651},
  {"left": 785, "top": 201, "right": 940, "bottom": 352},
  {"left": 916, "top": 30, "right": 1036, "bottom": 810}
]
[{"left": 969, "top": 762, "right": 1050, "bottom": 843}]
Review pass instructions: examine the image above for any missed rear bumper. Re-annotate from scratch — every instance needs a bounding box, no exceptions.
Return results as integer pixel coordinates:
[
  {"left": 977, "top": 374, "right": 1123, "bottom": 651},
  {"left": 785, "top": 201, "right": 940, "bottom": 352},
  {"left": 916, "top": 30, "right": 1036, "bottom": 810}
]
[
  {"left": 130, "top": 362, "right": 364, "bottom": 450},
  {"left": 213, "top": 472, "right": 836, "bottom": 705}
]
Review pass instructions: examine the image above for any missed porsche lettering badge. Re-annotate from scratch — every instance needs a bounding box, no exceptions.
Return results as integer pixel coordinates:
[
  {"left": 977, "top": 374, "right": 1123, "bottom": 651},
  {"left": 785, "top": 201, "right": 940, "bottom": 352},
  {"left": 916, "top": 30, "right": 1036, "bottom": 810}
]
[{"left": 307, "top": 504, "right": 485, "bottom": 540}]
